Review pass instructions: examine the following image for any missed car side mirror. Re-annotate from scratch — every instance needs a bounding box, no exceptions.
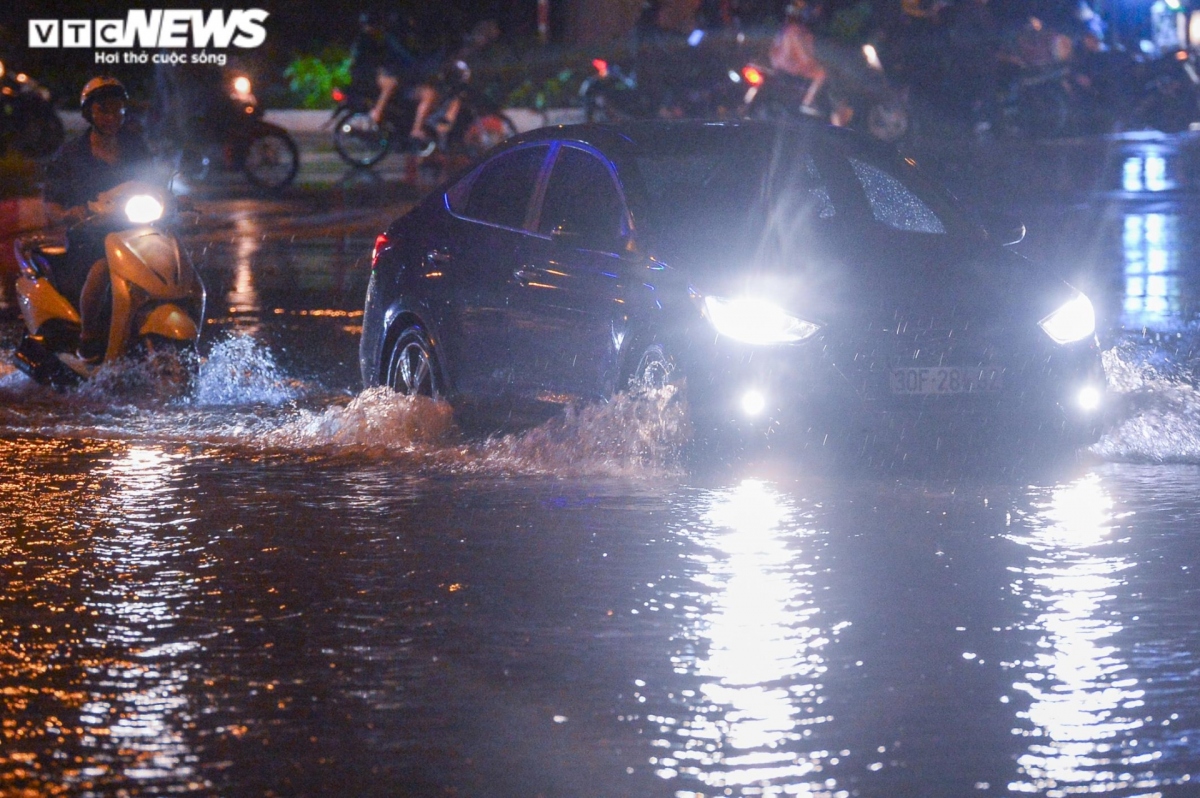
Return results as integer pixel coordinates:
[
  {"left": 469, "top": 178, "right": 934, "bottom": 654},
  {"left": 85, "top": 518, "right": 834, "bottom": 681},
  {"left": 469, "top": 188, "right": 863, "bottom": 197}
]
[{"left": 980, "top": 210, "right": 1025, "bottom": 246}]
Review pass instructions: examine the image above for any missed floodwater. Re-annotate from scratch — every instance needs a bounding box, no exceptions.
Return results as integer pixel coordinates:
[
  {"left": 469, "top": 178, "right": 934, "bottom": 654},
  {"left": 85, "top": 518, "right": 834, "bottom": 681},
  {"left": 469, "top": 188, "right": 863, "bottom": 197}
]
[{"left": 3, "top": 188, "right": 1200, "bottom": 797}]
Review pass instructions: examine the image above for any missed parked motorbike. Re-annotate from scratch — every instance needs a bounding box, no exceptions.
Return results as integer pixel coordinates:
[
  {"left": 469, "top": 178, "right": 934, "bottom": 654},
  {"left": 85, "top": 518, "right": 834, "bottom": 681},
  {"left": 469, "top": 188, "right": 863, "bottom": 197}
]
[
  {"left": 992, "top": 48, "right": 1200, "bottom": 139},
  {"left": 580, "top": 58, "right": 647, "bottom": 122},
  {"left": 332, "top": 60, "right": 516, "bottom": 169},
  {"left": 0, "top": 59, "right": 65, "bottom": 158},
  {"left": 737, "top": 42, "right": 910, "bottom": 143},
  {"left": 168, "top": 73, "right": 299, "bottom": 191},
  {"left": 12, "top": 180, "right": 205, "bottom": 390},
  {"left": 581, "top": 44, "right": 744, "bottom": 123},
  {"left": 991, "top": 60, "right": 1074, "bottom": 138},
  {"left": 1124, "top": 49, "right": 1200, "bottom": 133}
]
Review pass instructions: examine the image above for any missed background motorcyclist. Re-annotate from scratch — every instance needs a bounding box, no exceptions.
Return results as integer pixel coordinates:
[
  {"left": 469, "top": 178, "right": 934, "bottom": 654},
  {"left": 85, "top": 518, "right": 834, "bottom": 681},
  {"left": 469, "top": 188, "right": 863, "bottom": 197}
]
[
  {"left": 769, "top": 1, "right": 828, "bottom": 114},
  {"left": 43, "top": 76, "right": 152, "bottom": 361}
]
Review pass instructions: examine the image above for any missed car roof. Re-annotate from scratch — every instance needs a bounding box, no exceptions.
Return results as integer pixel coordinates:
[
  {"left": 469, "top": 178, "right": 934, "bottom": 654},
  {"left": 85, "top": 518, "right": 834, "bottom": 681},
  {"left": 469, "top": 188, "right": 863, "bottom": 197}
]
[{"left": 503, "top": 118, "right": 890, "bottom": 160}]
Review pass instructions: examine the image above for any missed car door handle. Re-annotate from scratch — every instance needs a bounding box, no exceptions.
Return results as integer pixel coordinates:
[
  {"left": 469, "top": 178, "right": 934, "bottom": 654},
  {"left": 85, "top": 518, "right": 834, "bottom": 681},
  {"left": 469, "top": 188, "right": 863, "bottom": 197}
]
[{"left": 426, "top": 248, "right": 452, "bottom": 265}]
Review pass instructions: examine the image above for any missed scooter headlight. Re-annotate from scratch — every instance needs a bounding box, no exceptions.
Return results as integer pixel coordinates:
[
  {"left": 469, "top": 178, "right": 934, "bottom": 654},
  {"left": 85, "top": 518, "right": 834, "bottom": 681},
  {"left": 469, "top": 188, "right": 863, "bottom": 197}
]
[
  {"left": 1038, "top": 293, "right": 1095, "bottom": 344},
  {"left": 703, "top": 296, "right": 820, "bottom": 345},
  {"left": 124, "top": 194, "right": 164, "bottom": 224}
]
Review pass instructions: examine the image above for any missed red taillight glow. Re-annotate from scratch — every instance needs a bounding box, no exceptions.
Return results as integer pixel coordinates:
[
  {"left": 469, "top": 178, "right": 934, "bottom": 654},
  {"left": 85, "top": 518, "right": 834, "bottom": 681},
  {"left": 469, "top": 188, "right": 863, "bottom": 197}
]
[
  {"left": 742, "top": 65, "right": 764, "bottom": 86},
  {"left": 371, "top": 233, "right": 390, "bottom": 269},
  {"left": 592, "top": 58, "right": 609, "bottom": 78},
  {"left": 332, "top": 87, "right": 345, "bottom": 103}
]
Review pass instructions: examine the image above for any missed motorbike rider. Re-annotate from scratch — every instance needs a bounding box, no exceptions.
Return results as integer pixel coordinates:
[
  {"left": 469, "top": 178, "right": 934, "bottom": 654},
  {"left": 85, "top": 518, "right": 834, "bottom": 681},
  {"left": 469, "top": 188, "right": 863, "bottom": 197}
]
[
  {"left": 769, "top": 1, "right": 828, "bottom": 114},
  {"left": 350, "top": 10, "right": 438, "bottom": 147},
  {"left": 43, "top": 76, "right": 153, "bottom": 361}
]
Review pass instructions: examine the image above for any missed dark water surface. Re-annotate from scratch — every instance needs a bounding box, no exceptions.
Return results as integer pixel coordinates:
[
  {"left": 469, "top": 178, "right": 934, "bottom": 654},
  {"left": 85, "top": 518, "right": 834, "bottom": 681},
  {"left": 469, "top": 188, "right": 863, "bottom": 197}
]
[{"left": 3, "top": 195, "right": 1200, "bottom": 796}]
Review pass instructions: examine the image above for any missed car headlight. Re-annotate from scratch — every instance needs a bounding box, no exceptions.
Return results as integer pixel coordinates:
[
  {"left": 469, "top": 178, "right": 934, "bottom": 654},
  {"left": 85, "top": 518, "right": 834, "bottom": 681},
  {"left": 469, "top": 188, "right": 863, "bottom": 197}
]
[
  {"left": 1038, "top": 293, "right": 1095, "bottom": 344},
  {"left": 703, "top": 296, "right": 820, "bottom": 345},
  {"left": 124, "top": 194, "right": 164, "bottom": 224}
]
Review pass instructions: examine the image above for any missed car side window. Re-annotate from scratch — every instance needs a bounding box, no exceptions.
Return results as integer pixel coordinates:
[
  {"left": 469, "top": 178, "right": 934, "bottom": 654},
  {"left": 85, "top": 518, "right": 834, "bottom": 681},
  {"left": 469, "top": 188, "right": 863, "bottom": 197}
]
[
  {"left": 537, "top": 146, "right": 626, "bottom": 245},
  {"left": 849, "top": 157, "right": 946, "bottom": 235},
  {"left": 449, "top": 145, "right": 548, "bottom": 229}
]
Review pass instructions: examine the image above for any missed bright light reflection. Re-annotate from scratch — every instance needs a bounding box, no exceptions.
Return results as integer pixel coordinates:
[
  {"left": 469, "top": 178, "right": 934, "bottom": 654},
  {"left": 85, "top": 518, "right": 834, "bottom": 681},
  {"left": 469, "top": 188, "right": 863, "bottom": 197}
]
[
  {"left": 652, "top": 480, "right": 837, "bottom": 793},
  {"left": 229, "top": 215, "right": 263, "bottom": 333},
  {"left": 1122, "top": 213, "right": 1181, "bottom": 330},
  {"left": 1121, "top": 154, "right": 1175, "bottom": 193},
  {"left": 1005, "top": 475, "right": 1153, "bottom": 795},
  {"left": 72, "top": 446, "right": 208, "bottom": 790}
]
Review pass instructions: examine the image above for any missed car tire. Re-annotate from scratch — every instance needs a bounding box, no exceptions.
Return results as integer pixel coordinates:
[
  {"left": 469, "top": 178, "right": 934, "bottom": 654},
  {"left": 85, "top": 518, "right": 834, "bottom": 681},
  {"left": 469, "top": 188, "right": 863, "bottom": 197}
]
[{"left": 386, "top": 325, "right": 441, "bottom": 398}]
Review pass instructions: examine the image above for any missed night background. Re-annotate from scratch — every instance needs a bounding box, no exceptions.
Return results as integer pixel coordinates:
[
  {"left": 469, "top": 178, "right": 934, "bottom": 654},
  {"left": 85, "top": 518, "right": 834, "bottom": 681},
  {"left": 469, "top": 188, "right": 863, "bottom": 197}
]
[{"left": 0, "top": 1, "right": 1165, "bottom": 110}]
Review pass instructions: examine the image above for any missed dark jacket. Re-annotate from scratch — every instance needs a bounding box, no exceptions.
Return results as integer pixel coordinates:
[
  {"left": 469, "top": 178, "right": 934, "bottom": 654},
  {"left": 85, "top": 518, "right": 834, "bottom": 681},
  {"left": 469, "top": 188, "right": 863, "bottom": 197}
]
[{"left": 44, "top": 127, "right": 153, "bottom": 211}]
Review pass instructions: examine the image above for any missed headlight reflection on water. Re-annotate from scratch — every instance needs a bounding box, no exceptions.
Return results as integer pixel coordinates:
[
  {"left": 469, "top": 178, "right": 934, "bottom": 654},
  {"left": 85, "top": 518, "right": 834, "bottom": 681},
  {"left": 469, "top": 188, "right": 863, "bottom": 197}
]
[
  {"left": 1006, "top": 475, "right": 1157, "bottom": 795},
  {"left": 74, "top": 446, "right": 207, "bottom": 790},
  {"left": 649, "top": 480, "right": 843, "bottom": 796}
]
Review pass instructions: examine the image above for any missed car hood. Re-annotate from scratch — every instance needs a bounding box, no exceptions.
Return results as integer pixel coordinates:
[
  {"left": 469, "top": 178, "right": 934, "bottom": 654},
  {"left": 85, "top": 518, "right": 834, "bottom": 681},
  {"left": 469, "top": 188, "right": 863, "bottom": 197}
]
[{"left": 650, "top": 226, "right": 1079, "bottom": 334}]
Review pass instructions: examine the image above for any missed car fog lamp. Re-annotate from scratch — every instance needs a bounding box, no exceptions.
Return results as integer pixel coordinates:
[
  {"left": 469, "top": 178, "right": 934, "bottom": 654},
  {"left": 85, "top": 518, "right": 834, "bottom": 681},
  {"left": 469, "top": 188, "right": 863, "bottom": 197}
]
[
  {"left": 125, "top": 194, "right": 164, "bottom": 224},
  {"left": 1077, "top": 385, "right": 1102, "bottom": 412},
  {"left": 740, "top": 389, "right": 766, "bottom": 416},
  {"left": 1038, "top": 293, "right": 1095, "bottom": 344},
  {"left": 704, "top": 296, "right": 820, "bottom": 345}
]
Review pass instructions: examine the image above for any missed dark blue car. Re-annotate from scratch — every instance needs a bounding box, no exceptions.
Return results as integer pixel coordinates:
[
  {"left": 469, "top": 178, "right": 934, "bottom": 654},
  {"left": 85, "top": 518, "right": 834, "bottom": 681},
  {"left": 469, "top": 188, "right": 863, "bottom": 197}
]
[{"left": 360, "top": 120, "right": 1106, "bottom": 456}]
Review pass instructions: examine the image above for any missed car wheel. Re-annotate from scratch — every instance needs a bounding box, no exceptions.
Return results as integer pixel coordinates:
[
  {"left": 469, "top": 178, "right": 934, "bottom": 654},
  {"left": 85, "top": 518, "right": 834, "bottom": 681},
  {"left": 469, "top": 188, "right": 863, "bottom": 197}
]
[{"left": 386, "top": 325, "right": 441, "bottom": 398}]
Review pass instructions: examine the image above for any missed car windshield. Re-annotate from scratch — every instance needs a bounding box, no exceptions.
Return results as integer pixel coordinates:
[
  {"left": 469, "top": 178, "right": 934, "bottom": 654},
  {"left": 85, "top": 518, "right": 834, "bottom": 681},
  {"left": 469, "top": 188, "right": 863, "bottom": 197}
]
[{"left": 629, "top": 128, "right": 975, "bottom": 245}]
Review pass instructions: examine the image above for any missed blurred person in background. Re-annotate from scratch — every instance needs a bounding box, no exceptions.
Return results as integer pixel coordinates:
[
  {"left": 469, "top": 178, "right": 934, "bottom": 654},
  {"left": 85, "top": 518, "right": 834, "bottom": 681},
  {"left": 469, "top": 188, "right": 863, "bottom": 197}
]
[{"left": 769, "top": 0, "right": 828, "bottom": 113}]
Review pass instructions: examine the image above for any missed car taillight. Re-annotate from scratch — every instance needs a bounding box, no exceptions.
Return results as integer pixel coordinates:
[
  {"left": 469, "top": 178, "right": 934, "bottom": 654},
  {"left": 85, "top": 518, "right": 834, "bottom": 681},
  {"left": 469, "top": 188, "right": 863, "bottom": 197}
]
[
  {"left": 742, "top": 65, "right": 764, "bottom": 86},
  {"left": 332, "top": 87, "right": 345, "bottom": 103},
  {"left": 371, "top": 233, "right": 390, "bottom": 269},
  {"left": 592, "top": 58, "right": 609, "bottom": 78}
]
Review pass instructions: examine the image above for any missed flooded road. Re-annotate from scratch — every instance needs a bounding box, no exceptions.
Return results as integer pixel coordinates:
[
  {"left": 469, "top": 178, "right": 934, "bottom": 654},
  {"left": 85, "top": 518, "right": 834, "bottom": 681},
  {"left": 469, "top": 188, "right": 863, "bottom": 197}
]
[{"left": 4, "top": 172, "right": 1200, "bottom": 796}]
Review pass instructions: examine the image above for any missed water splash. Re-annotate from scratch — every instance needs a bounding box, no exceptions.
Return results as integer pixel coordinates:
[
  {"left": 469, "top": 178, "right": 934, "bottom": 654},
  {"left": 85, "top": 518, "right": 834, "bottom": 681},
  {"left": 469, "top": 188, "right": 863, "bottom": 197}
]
[
  {"left": 262, "top": 386, "right": 456, "bottom": 452},
  {"left": 192, "top": 335, "right": 301, "bottom": 406},
  {"left": 74, "top": 348, "right": 197, "bottom": 404},
  {"left": 247, "top": 384, "right": 688, "bottom": 477},
  {"left": 475, "top": 385, "right": 690, "bottom": 478},
  {"left": 1092, "top": 338, "right": 1200, "bottom": 463}
]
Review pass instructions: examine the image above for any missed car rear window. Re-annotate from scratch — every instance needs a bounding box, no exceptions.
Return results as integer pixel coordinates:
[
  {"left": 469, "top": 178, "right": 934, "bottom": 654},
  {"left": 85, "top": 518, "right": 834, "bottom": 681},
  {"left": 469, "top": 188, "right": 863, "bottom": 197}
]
[{"left": 447, "top": 144, "right": 548, "bottom": 230}]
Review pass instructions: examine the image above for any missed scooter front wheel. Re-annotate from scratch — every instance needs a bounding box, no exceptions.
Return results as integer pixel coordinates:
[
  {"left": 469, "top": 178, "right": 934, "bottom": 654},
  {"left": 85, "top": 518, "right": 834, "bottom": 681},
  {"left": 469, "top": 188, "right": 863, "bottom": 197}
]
[
  {"left": 243, "top": 130, "right": 299, "bottom": 191},
  {"left": 333, "top": 111, "right": 391, "bottom": 167}
]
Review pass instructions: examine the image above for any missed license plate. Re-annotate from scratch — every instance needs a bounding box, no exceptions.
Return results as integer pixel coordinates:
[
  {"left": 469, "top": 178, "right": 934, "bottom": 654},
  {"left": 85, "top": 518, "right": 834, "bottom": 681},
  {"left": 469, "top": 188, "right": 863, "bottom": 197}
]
[{"left": 890, "top": 367, "right": 1002, "bottom": 395}]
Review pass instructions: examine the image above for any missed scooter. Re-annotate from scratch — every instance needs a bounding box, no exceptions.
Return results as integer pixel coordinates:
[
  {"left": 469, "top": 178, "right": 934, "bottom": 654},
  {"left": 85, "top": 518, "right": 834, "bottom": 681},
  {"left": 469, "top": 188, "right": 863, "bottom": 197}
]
[
  {"left": 162, "top": 72, "right": 300, "bottom": 191},
  {"left": 12, "top": 181, "right": 206, "bottom": 390},
  {"left": 737, "top": 42, "right": 910, "bottom": 143},
  {"left": 0, "top": 59, "right": 65, "bottom": 159}
]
